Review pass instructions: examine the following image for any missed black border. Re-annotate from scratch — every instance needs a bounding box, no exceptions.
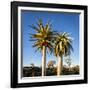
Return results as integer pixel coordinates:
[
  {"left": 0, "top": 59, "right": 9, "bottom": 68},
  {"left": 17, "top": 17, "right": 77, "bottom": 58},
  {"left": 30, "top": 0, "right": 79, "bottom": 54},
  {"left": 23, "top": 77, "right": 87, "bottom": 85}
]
[{"left": 11, "top": 1, "right": 88, "bottom": 88}]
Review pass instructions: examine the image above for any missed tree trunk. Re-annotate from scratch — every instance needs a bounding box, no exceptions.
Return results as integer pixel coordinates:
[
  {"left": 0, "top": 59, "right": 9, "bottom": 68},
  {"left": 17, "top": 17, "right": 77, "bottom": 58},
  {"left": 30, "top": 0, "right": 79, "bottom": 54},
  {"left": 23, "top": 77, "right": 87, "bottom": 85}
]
[
  {"left": 57, "top": 56, "right": 62, "bottom": 76},
  {"left": 31, "top": 64, "right": 34, "bottom": 77},
  {"left": 42, "top": 46, "right": 46, "bottom": 76}
]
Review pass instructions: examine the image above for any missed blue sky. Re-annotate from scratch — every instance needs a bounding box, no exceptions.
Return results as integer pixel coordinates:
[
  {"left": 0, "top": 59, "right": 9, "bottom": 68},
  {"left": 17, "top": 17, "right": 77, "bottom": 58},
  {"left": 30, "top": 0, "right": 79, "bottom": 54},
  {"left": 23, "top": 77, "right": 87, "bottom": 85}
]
[{"left": 21, "top": 10, "right": 80, "bottom": 66}]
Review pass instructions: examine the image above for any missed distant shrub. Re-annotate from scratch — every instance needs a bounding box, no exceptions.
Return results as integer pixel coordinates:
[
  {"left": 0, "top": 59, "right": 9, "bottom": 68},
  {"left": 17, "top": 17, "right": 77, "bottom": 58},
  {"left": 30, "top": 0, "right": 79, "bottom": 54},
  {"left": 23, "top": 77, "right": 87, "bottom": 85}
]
[{"left": 62, "top": 65, "right": 79, "bottom": 75}]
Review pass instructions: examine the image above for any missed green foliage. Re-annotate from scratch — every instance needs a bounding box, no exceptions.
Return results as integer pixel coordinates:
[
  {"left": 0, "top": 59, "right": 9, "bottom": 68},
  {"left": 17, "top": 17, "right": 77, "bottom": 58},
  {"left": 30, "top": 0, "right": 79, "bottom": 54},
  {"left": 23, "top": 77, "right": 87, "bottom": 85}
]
[
  {"left": 54, "top": 32, "right": 73, "bottom": 57},
  {"left": 62, "top": 65, "right": 79, "bottom": 75},
  {"left": 30, "top": 19, "right": 54, "bottom": 54},
  {"left": 23, "top": 65, "right": 79, "bottom": 77},
  {"left": 46, "top": 67, "right": 57, "bottom": 76},
  {"left": 23, "top": 66, "right": 41, "bottom": 77}
]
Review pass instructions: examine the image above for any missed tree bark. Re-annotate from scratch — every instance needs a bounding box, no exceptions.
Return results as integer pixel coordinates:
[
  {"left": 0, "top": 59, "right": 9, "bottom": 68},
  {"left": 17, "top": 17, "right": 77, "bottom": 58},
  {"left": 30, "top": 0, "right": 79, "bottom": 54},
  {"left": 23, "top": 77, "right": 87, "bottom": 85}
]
[
  {"left": 42, "top": 46, "right": 46, "bottom": 76},
  {"left": 57, "top": 56, "right": 62, "bottom": 76}
]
